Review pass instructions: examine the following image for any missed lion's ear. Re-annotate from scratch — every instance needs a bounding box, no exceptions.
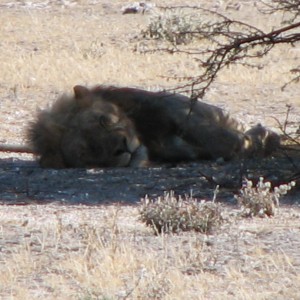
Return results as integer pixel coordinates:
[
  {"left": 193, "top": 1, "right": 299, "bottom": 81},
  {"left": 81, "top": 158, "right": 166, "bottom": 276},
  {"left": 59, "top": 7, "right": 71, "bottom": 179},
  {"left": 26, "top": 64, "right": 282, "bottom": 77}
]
[
  {"left": 73, "top": 85, "right": 89, "bottom": 98},
  {"left": 73, "top": 85, "right": 93, "bottom": 108}
]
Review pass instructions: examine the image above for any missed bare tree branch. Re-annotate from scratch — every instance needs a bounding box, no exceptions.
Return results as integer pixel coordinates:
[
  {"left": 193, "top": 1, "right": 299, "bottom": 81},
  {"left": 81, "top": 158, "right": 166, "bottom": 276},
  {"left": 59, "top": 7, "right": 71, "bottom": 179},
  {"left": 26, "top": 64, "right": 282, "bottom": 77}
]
[
  {"left": 140, "top": 3, "right": 300, "bottom": 97},
  {"left": 260, "top": 0, "right": 300, "bottom": 22}
]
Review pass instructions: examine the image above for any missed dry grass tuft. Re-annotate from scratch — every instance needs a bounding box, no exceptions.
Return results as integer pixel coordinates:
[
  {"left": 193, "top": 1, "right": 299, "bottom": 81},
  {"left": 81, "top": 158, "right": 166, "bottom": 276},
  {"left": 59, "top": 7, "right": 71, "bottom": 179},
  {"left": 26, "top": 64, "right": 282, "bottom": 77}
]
[
  {"left": 142, "top": 8, "right": 202, "bottom": 45},
  {"left": 236, "top": 177, "right": 296, "bottom": 217},
  {"left": 139, "top": 191, "right": 224, "bottom": 234}
]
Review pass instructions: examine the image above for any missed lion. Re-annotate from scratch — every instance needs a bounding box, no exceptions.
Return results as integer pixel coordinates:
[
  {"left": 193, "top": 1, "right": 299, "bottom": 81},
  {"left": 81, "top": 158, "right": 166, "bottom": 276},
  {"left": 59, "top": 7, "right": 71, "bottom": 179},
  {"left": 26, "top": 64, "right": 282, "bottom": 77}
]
[{"left": 27, "top": 85, "right": 280, "bottom": 168}]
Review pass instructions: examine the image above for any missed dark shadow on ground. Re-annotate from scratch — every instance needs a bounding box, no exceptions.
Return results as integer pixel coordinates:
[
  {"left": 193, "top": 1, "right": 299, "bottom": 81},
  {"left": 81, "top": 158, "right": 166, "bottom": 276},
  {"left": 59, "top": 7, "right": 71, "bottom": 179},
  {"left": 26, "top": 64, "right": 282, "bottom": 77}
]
[{"left": 0, "top": 152, "right": 299, "bottom": 205}]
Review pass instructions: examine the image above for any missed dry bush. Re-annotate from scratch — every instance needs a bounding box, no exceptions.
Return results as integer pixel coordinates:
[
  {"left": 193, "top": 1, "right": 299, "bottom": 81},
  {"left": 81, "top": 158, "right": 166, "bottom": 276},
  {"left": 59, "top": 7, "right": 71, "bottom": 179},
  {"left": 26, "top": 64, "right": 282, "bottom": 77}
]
[
  {"left": 142, "top": 9, "right": 202, "bottom": 45},
  {"left": 139, "top": 191, "right": 224, "bottom": 234},
  {"left": 236, "top": 177, "right": 296, "bottom": 217}
]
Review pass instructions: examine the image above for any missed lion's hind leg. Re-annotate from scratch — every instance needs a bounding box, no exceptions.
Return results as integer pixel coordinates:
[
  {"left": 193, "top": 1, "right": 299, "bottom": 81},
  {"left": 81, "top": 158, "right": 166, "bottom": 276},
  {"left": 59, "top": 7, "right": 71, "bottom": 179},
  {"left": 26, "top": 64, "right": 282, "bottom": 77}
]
[
  {"left": 243, "top": 124, "right": 280, "bottom": 157},
  {"left": 179, "top": 124, "right": 245, "bottom": 161}
]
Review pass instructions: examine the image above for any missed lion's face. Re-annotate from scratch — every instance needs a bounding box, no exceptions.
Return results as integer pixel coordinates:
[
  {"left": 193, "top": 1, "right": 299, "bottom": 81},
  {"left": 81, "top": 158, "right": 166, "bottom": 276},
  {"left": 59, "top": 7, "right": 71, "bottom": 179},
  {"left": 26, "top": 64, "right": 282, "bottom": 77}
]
[{"left": 60, "top": 100, "right": 143, "bottom": 168}]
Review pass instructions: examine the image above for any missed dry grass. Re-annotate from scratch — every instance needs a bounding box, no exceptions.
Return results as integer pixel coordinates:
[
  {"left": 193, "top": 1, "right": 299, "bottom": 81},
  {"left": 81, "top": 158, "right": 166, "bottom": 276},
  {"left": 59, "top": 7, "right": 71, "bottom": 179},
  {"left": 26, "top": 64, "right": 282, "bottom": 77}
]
[
  {"left": 0, "top": 0, "right": 300, "bottom": 299},
  {"left": 0, "top": 204, "right": 300, "bottom": 299}
]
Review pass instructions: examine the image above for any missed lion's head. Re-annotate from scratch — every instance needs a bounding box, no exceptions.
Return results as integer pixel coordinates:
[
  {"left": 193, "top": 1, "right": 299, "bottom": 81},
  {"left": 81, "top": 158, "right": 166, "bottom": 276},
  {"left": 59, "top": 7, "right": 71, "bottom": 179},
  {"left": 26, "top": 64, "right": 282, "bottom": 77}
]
[{"left": 28, "top": 85, "right": 148, "bottom": 168}]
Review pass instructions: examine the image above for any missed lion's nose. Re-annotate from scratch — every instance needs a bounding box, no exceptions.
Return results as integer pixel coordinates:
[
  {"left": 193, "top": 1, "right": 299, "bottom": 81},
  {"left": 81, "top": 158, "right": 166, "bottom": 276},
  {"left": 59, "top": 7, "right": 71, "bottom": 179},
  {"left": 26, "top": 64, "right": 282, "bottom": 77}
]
[{"left": 113, "top": 137, "right": 128, "bottom": 157}]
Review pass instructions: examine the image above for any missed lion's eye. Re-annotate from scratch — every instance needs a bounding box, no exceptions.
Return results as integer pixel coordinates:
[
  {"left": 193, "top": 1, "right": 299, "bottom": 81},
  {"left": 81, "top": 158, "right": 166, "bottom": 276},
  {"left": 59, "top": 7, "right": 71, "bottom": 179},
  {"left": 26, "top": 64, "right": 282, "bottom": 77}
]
[
  {"left": 99, "top": 115, "right": 120, "bottom": 130},
  {"left": 99, "top": 115, "right": 112, "bottom": 130}
]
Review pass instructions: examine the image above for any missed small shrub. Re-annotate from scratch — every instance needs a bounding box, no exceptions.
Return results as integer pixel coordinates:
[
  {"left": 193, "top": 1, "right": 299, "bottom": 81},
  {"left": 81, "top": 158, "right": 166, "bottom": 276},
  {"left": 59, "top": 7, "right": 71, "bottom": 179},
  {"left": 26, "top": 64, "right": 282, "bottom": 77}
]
[
  {"left": 82, "top": 39, "right": 106, "bottom": 59},
  {"left": 142, "top": 9, "right": 202, "bottom": 45},
  {"left": 139, "top": 191, "right": 224, "bottom": 234},
  {"left": 236, "top": 177, "right": 296, "bottom": 218}
]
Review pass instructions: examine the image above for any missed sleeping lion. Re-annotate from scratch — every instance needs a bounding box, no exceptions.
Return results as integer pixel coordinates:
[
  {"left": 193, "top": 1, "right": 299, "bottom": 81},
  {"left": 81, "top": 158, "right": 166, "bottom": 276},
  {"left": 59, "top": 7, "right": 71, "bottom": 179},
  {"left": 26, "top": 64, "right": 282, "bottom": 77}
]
[{"left": 27, "top": 85, "right": 280, "bottom": 168}]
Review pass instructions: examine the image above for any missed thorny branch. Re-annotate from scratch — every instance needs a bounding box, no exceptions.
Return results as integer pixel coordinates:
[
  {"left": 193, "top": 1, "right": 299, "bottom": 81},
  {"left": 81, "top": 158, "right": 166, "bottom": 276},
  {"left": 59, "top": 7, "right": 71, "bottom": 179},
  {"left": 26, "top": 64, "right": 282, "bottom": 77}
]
[
  {"left": 272, "top": 104, "right": 300, "bottom": 145},
  {"left": 141, "top": 3, "right": 300, "bottom": 98},
  {"left": 271, "top": 105, "right": 300, "bottom": 172},
  {"left": 260, "top": 0, "right": 300, "bottom": 22}
]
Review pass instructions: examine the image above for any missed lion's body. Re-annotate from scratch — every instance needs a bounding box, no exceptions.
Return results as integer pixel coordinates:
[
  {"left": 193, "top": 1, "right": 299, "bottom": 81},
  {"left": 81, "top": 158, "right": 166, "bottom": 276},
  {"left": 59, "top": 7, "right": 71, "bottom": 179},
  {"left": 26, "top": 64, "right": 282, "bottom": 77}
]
[
  {"left": 27, "top": 85, "right": 280, "bottom": 168},
  {"left": 92, "top": 86, "right": 247, "bottom": 161}
]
